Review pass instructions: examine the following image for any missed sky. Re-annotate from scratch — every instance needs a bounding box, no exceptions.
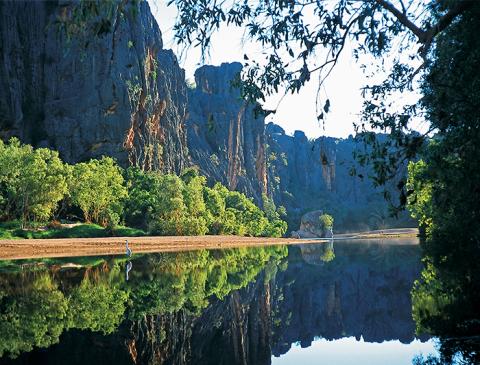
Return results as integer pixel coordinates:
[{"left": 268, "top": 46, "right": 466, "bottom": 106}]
[{"left": 148, "top": 1, "right": 420, "bottom": 139}]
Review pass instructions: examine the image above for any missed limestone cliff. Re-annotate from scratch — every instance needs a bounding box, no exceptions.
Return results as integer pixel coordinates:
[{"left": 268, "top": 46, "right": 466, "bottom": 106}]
[
  {"left": 186, "top": 62, "right": 267, "bottom": 202},
  {"left": 0, "top": 0, "right": 410, "bottom": 230},
  {"left": 0, "top": 0, "right": 188, "bottom": 172},
  {"left": 265, "top": 122, "right": 414, "bottom": 231}
]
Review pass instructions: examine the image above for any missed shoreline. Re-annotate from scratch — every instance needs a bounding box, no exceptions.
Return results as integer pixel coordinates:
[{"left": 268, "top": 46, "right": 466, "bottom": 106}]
[{"left": 0, "top": 228, "right": 419, "bottom": 261}]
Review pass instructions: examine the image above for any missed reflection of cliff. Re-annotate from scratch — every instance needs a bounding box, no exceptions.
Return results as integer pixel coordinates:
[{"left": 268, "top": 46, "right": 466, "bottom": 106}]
[
  {"left": 0, "top": 246, "right": 286, "bottom": 363},
  {"left": 271, "top": 241, "right": 423, "bottom": 357},
  {"left": 0, "top": 242, "right": 423, "bottom": 365},
  {"left": 0, "top": 277, "right": 272, "bottom": 365}
]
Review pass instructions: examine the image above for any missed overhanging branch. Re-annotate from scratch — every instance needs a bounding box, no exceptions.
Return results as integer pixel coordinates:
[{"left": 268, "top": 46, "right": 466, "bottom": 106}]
[
  {"left": 375, "top": 0, "right": 474, "bottom": 57},
  {"left": 374, "top": 0, "right": 425, "bottom": 40}
]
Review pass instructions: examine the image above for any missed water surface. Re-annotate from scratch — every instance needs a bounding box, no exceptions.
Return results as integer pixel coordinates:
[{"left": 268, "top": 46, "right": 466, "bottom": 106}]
[{"left": 0, "top": 238, "right": 436, "bottom": 364}]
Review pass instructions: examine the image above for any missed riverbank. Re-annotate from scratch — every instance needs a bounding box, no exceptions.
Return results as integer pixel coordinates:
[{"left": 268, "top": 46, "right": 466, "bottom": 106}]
[
  {"left": 334, "top": 228, "right": 419, "bottom": 239},
  {"left": 0, "top": 228, "right": 419, "bottom": 260},
  {"left": 0, "top": 235, "right": 319, "bottom": 260}
]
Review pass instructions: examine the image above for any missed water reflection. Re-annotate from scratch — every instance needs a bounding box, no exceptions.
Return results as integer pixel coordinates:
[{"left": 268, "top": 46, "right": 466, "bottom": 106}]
[
  {"left": 0, "top": 240, "right": 430, "bottom": 364},
  {"left": 410, "top": 245, "right": 480, "bottom": 364},
  {"left": 125, "top": 261, "right": 132, "bottom": 281}
]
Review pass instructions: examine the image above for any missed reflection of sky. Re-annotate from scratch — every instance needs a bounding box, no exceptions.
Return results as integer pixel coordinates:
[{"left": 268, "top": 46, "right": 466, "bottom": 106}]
[{"left": 271, "top": 337, "right": 438, "bottom": 365}]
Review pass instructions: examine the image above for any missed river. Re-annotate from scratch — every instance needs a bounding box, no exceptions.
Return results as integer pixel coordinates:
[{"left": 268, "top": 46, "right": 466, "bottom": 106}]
[{"left": 0, "top": 238, "right": 439, "bottom": 364}]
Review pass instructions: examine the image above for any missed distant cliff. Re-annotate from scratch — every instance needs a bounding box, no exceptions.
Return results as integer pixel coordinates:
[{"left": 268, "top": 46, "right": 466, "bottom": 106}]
[
  {"left": 186, "top": 65, "right": 412, "bottom": 231},
  {"left": 0, "top": 0, "right": 188, "bottom": 172},
  {"left": 265, "top": 123, "right": 414, "bottom": 230},
  {"left": 187, "top": 62, "right": 267, "bottom": 203}
]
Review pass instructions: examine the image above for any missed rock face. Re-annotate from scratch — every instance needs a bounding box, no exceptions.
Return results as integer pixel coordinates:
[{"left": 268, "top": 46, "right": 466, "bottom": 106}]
[
  {"left": 265, "top": 122, "right": 413, "bottom": 231},
  {"left": 0, "top": 0, "right": 411, "bottom": 231},
  {"left": 186, "top": 63, "right": 267, "bottom": 202},
  {"left": 0, "top": 0, "right": 188, "bottom": 172}
]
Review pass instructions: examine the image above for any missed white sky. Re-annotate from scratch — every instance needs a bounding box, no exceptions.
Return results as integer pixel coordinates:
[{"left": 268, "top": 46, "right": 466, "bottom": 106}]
[{"left": 148, "top": 1, "right": 423, "bottom": 139}]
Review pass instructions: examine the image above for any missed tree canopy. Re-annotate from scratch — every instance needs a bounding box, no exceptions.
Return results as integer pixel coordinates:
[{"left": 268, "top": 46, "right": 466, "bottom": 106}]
[{"left": 0, "top": 139, "right": 287, "bottom": 238}]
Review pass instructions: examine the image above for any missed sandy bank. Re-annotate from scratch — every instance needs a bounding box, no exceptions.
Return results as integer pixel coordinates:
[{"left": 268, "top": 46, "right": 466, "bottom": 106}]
[
  {"left": 0, "top": 235, "right": 319, "bottom": 260},
  {"left": 0, "top": 228, "right": 419, "bottom": 260}
]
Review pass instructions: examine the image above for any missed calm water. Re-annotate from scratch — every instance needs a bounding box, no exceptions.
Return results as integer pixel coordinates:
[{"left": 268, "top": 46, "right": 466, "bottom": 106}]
[{"left": 0, "top": 239, "right": 438, "bottom": 364}]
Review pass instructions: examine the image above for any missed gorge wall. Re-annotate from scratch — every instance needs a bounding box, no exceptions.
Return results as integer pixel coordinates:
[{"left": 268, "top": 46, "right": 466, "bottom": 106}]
[
  {"left": 0, "top": 0, "right": 188, "bottom": 172},
  {"left": 264, "top": 123, "right": 412, "bottom": 230},
  {"left": 186, "top": 62, "right": 267, "bottom": 203},
  {"left": 185, "top": 65, "right": 410, "bottom": 231},
  {"left": 0, "top": 0, "right": 411, "bottom": 231}
]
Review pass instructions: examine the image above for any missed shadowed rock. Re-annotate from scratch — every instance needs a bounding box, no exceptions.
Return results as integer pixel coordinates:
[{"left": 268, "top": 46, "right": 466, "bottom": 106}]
[{"left": 0, "top": 0, "right": 188, "bottom": 172}]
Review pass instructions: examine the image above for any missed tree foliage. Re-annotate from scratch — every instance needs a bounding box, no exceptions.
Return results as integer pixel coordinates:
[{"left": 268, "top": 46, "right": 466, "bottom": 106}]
[
  {"left": 406, "top": 4, "right": 480, "bottom": 363},
  {"left": 0, "top": 140, "right": 285, "bottom": 238},
  {"left": 319, "top": 213, "right": 334, "bottom": 230},
  {"left": 70, "top": 157, "right": 127, "bottom": 227},
  {"left": 124, "top": 169, "right": 287, "bottom": 237},
  {"left": 0, "top": 138, "right": 69, "bottom": 227}
]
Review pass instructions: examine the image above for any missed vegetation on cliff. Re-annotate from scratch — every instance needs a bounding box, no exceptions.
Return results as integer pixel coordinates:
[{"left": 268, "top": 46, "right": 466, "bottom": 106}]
[{"left": 0, "top": 139, "right": 286, "bottom": 238}]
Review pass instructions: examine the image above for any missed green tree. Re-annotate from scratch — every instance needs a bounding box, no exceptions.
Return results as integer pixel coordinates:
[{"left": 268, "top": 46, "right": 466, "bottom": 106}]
[
  {"left": 182, "top": 174, "right": 209, "bottom": 235},
  {"left": 122, "top": 168, "right": 286, "bottom": 237},
  {"left": 0, "top": 138, "right": 69, "bottom": 226},
  {"left": 262, "top": 194, "right": 288, "bottom": 237},
  {"left": 405, "top": 6, "right": 480, "bottom": 361},
  {"left": 70, "top": 157, "right": 127, "bottom": 227},
  {"left": 123, "top": 167, "right": 161, "bottom": 229},
  {"left": 149, "top": 174, "right": 187, "bottom": 235},
  {"left": 406, "top": 160, "right": 433, "bottom": 236},
  {"left": 203, "top": 185, "right": 226, "bottom": 234},
  {"left": 319, "top": 214, "right": 334, "bottom": 236}
]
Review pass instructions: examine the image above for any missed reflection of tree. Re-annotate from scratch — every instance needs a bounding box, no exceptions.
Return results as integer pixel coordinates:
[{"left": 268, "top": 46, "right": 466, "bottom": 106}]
[
  {"left": 0, "top": 273, "right": 68, "bottom": 358},
  {"left": 411, "top": 260, "right": 480, "bottom": 365},
  {"left": 0, "top": 245, "right": 288, "bottom": 359},
  {"left": 67, "top": 275, "right": 128, "bottom": 334},
  {"left": 298, "top": 241, "right": 336, "bottom": 265},
  {"left": 320, "top": 241, "right": 335, "bottom": 263},
  {"left": 127, "top": 246, "right": 288, "bottom": 318}
]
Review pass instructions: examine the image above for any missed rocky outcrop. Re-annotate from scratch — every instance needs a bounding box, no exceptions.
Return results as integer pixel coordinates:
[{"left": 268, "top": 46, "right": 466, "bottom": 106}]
[
  {"left": 291, "top": 210, "right": 329, "bottom": 238},
  {"left": 186, "top": 63, "right": 267, "bottom": 202},
  {"left": 0, "top": 0, "right": 188, "bottom": 172}
]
